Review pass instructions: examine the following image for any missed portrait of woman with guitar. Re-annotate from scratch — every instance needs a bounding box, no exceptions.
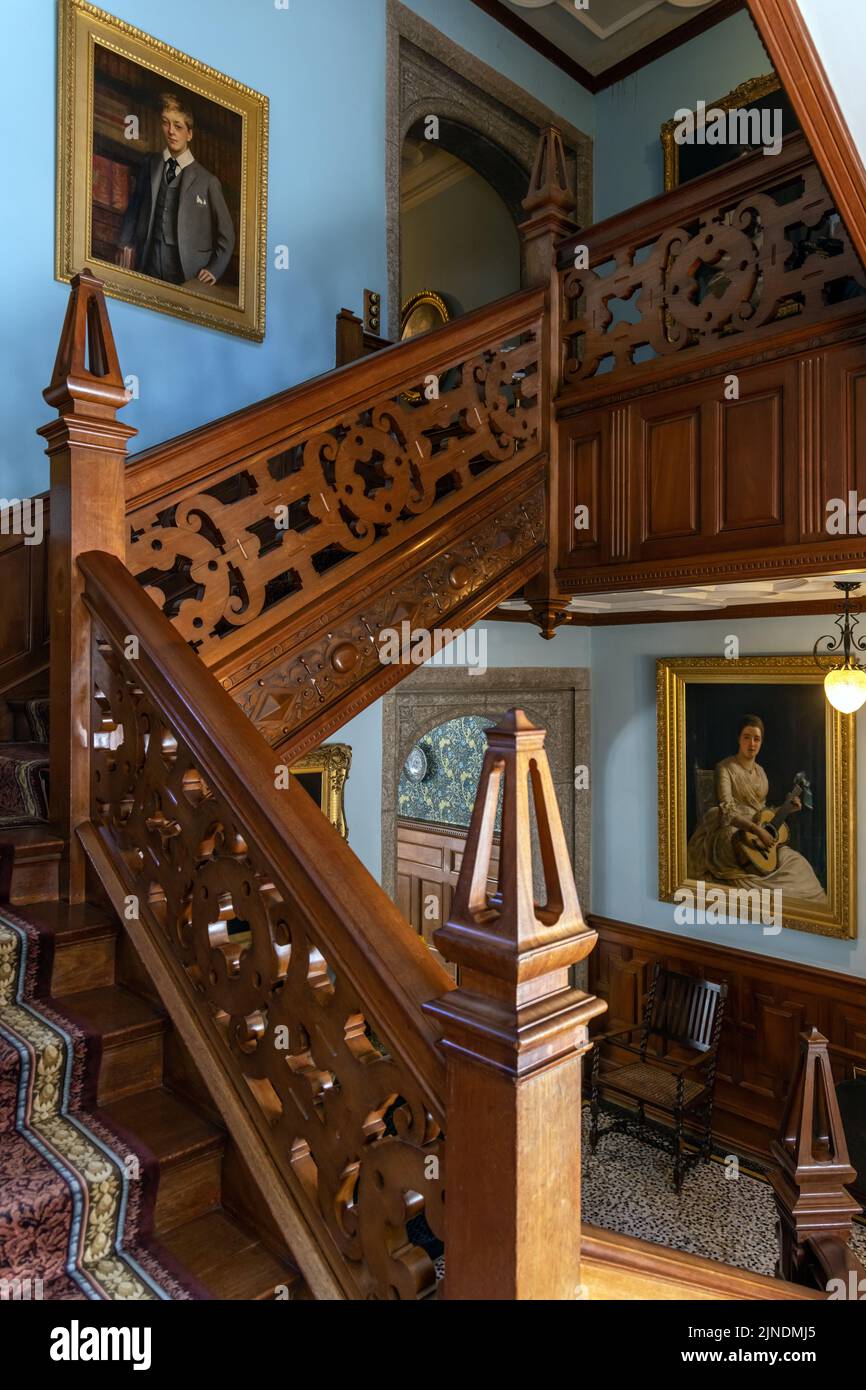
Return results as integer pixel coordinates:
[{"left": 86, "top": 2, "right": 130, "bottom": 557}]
[{"left": 686, "top": 714, "right": 828, "bottom": 902}]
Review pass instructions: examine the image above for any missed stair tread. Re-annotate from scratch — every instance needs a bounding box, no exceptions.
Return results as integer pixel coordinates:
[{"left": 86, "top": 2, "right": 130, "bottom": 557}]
[
  {"left": 0, "top": 826, "right": 63, "bottom": 852},
  {"left": 158, "top": 1208, "right": 258, "bottom": 1270},
  {"left": 53, "top": 985, "right": 165, "bottom": 1041},
  {"left": 101, "top": 1087, "right": 224, "bottom": 1166},
  {"left": 161, "top": 1212, "right": 297, "bottom": 1300},
  {"left": 21, "top": 900, "right": 117, "bottom": 942}
]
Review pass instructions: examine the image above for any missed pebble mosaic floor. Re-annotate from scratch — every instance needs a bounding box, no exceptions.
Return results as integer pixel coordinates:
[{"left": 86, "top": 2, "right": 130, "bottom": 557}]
[{"left": 581, "top": 1109, "right": 866, "bottom": 1277}]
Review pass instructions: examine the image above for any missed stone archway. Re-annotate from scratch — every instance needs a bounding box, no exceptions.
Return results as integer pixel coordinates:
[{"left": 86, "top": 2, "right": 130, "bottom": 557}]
[{"left": 385, "top": 0, "right": 593, "bottom": 337}]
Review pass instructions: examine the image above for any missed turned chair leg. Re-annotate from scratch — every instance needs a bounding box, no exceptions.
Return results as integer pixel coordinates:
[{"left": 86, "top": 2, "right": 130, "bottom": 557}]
[
  {"left": 589, "top": 1049, "right": 600, "bottom": 1153},
  {"left": 700, "top": 1102, "right": 714, "bottom": 1162},
  {"left": 673, "top": 1096, "right": 685, "bottom": 1194}
]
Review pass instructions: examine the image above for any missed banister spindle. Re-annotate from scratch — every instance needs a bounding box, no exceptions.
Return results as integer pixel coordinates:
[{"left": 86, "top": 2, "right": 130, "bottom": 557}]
[
  {"left": 424, "top": 710, "right": 605, "bottom": 1300},
  {"left": 37, "top": 269, "right": 135, "bottom": 900},
  {"left": 771, "top": 1027, "right": 862, "bottom": 1285}
]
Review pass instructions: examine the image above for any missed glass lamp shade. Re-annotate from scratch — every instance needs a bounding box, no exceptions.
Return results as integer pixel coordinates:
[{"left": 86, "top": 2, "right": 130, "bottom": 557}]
[{"left": 824, "top": 664, "right": 866, "bottom": 713}]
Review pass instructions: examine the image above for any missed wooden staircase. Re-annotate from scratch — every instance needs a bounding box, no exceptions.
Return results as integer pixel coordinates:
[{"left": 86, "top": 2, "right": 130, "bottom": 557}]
[
  {"left": 3, "top": 893, "right": 305, "bottom": 1300},
  {"left": 2, "top": 126, "right": 864, "bottom": 1301}
]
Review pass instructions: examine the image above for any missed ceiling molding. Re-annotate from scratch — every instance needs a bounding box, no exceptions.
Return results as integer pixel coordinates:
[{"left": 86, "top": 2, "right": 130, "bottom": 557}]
[
  {"left": 469, "top": 0, "right": 599, "bottom": 89},
  {"left": 470, "top": 0, "right": 745, "bottom": 92},
  {"left": 493, "top": 572, "right": 866, "bottom": 625}
]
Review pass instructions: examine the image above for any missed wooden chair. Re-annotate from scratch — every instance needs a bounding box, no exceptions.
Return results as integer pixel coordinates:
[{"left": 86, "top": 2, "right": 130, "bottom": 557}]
[{"left": 589, "top": 965, "right": 728, "bottom": 1193}]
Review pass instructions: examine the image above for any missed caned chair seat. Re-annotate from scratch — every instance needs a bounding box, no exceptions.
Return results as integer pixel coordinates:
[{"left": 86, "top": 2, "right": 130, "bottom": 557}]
[{"left": 601, "top": 1060, "right": 706, "bottom": 1108}]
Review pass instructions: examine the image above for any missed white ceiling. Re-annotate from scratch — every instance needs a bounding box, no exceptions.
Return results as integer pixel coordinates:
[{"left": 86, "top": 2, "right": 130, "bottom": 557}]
[
  {"left": 500, "top": 572, "right": 866, "bottom": 618},
  {"left": 505, "top": 0, "right": 723, "bottom": 76}
]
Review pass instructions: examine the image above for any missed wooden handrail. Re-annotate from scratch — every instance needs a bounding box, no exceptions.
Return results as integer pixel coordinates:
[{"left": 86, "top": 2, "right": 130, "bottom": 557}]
[
  {"left": 79, "top": 547, "right": 451, "bottom": 1298},
  {"left": 124, "top": 285, "right": 546, "bottom": 512},
  {"left": 80, "top": 548, "right": 449, "bottom": 1110},
  {"left": 122, "top": 278, "right": 548, "bottom": 751},
  {"left": 556, "top": 132, "right": 817, "bottom": 269},
  {"left": 555, "top": 130, "right": 866, "bottom": 403}
]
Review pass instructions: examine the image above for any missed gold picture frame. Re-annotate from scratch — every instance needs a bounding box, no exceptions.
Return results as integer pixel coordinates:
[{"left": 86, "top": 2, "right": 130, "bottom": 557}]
[
  {"left": 660, "top": 72, "right": 782, "bottom": 192},
  {"left": 657, "top": 657, "right": 855, "bottom": 940},
  {"left": 290, "top": 744, "right": 352, "bottom": 840},
  {"left": 57, "top": 0, "right": 268, "bottom": 340},
  {"left": 400, "top": 290, "right": 450, "bottom": 340}
]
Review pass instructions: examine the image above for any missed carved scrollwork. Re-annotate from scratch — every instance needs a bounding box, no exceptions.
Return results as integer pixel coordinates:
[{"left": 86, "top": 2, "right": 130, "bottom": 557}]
[
  {"left": 90, "top": 631, "right": 445, "bottom": 1299},
  {"left": 232, "top": 482, "right": 546, "bottom": 747},
  {"left": 561, "top": 156, "right": 865, "bottom": 389},
  {"left": 126, "top": 325, "right": 542, "bottom": 658}
]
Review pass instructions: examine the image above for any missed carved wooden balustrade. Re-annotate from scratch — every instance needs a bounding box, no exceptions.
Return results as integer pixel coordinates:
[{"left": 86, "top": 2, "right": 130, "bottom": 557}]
[
  {"left": 556, "top": 133, "right": 866, "bottom": 404},
  {"left": 79, "top": 548, "right": 449, "bottom": 1300},
  {"left": 123, "top": 290, "right": 548, "bottom": 757}
]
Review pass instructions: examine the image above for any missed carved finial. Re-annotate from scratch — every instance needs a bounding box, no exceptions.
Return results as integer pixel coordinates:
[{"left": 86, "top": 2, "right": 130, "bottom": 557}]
[
  {"left": 432, "top": 708, "right": 595, "bottom": 985},
  {"left": 43, "top": 268, "right": 129, "bottom": 417},
  {"left": 522, "top": 125, "right": 575, "bottom": 217},
  {"left": 520, "top": 127, "right": 578, "bottom": 288},
  {"left": 771, "top": 1028, "right": 861, "bottom": 1280}
]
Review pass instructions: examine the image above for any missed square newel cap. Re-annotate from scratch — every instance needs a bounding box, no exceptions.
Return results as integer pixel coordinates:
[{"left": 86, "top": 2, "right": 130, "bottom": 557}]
[{"left": 431, "top": 708, "right": 597, "bottom": 985}]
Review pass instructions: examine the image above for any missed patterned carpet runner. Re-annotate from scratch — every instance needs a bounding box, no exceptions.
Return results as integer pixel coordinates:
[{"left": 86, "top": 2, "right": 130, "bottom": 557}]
[{"left": 0, "top": 905, "right": 197, "bottom": 1300}]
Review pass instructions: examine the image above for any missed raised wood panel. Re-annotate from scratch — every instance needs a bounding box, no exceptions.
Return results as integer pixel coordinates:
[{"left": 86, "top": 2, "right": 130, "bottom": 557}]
[
  {"left": 588, "top": 915, "right": 866, "bottom": 1162},
  {"left": 555, "top": 346, "right": 849, "bottom": 591},
  {"left": 824, "top": 341, "right": 866, "bottom": 510},
  {"left": 562, "top": 413, "right": 605, "bottom": 568},
  {"left": 396, "top": 817, "right": 499, "bottom": 941},
  {"left": 718, "top": 391, "right": 783, "bottom": 534},
  {"left": 0, "top": 497, "right": 50, "bottom": 699},
  {"left": 644, "top": 413, "right": 700, "bottom": 543}
]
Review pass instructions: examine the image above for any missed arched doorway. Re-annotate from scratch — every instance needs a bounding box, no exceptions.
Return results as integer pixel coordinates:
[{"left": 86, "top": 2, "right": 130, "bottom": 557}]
[
  {"left": 386, "top": 1, "right": 592, "bottom": 338},
  {"left": 400, "top": 121, "right": 524, "bottom": 326}
]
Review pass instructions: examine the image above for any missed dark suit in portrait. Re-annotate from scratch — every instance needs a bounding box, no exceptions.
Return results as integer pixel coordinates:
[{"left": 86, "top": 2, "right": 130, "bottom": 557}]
[{"left": 119, "top": 152, "right": 235, "bottom": 286}]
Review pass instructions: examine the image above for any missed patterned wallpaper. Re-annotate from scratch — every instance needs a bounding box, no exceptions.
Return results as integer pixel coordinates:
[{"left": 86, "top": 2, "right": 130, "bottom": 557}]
[{"left": 398, "top": 715, "right": 498, "bottom": 829}]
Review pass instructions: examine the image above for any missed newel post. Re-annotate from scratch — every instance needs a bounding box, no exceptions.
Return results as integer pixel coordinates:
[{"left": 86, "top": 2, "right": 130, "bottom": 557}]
[
  {"left": 770, "top": 1027, "right": 862, "bottom": 1284},
  {"left": 424, "top": 710, "right": 605, "bottom": 1300},
  {"left": 520, "top": 126, "right": 578, "bottom": 639},
  {"left": 37, "top": 269, "right": 135, "bottom": 901}
]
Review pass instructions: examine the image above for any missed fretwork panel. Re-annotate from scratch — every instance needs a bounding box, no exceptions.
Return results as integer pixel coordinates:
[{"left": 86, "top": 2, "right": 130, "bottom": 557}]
[
  {"left": 126, "top": 325, "right": 542, "bottom": 662},
  {"left": 90, "top": 629, "right": 445, "bottom": 1299}
]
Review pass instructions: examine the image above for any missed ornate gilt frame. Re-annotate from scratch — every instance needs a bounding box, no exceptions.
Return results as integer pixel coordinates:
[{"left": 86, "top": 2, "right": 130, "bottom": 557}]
[
  {"left": 657, "top": 657, "right": 855, "bottom": 940},
  {"left": 660, "top": 72, "right": 782, "bottom": 192},
  {"left": 290, "top": 744, "right": 352, "bottom": 841},
  {"left": 57, "top": 0, "right": 268, "bottom": 340},
  {"left": 400, "top": 289, "right": 450, "bottom": 338}
]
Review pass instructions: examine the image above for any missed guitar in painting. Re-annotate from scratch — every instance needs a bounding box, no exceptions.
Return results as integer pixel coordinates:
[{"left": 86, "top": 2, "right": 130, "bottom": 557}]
[{"left": 733, "top": 771, "right": 812, "bottom": 876}]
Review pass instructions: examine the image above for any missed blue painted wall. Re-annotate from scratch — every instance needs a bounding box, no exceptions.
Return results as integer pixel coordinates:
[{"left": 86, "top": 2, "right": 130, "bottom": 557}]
[
  {"left": 593, "top": 9, "right": 771, "bottom": 221},
  {"left": 2, "top": 0, "right": 592, "bottom": 500},
  {"left": 401, "top": 0, "right": 594, "bottom": 135},
  {"left": 590, "top": 616, "right": 866, "bottom": 978},
  {"left": 4, "top": 0, "right": 392, "bottom": 498}
]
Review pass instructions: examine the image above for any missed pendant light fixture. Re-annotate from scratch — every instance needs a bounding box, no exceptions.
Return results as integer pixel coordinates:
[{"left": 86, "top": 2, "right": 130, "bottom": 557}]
[{"left": 814, "top": 581, "right": 866, "bottom": 713}]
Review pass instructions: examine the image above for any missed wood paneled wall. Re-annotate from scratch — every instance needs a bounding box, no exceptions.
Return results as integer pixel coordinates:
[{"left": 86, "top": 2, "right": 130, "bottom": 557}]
[
  {"left": 588, "top": 915, "right": 866, "bottom": 1161},
  {"left": 396, "top": 816, "right": 499, "bottom": 955},
  {"left": 559, "top": 335, "right": 866, "bottom": 592},
  {"left": 0, "top": 494, "right": 49, "bottom": 706}
]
